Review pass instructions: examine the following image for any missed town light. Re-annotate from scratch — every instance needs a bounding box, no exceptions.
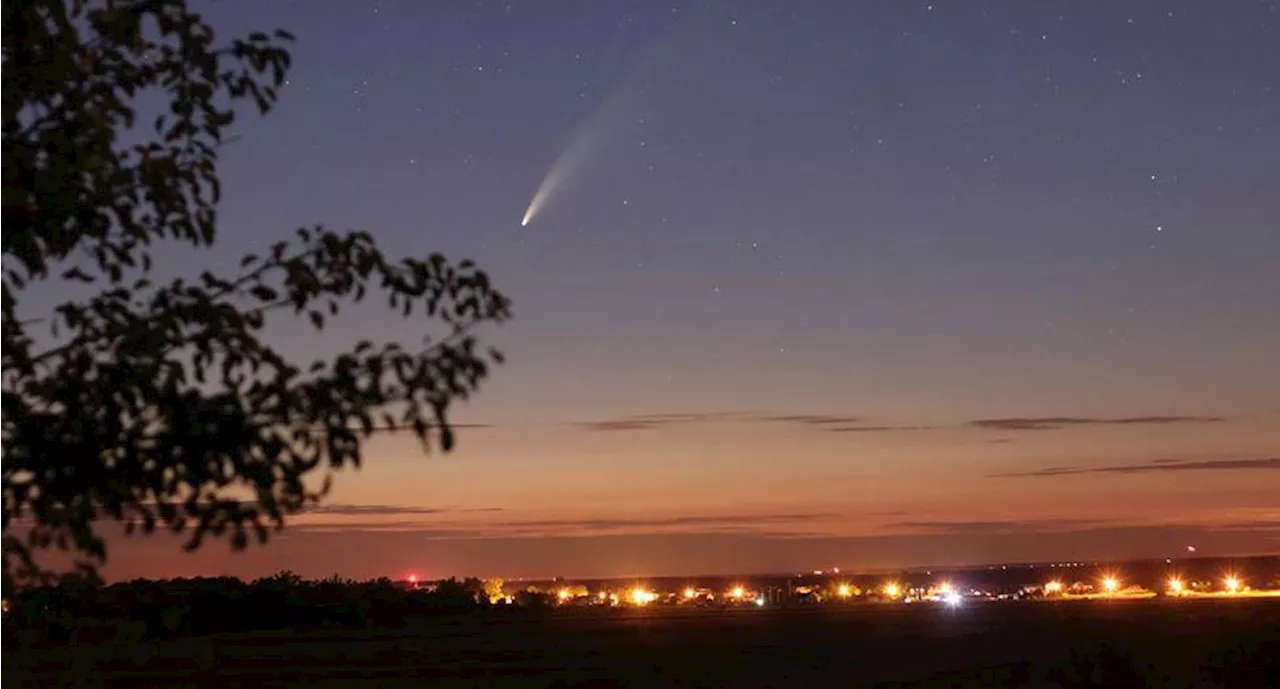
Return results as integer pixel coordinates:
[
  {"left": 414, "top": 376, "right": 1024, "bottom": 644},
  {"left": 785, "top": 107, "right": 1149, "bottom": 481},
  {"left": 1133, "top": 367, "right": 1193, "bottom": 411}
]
[
  {"left": 1168, "top": 578, "right": 1184, "bottom": 595},
  {"left": 730, "top": 586, "right": 745, "bottom": 600},
  {"left": 837, "top": 584, "right": 852, "bottom": 598},
  {"left": 1044, "top": 581, "right": 1063, "bottom": 594},
  {"left": 557, "top": 588, "right": 571, "bottom": 602},
  {"left": 1102, "top": 576, "right": 1120, "bottom": 593},
  {"left": 884, "top": 583, "right": 901, "bottom": 598},
  {"left": 1224, "top": 576, "right": 1241, "bottom": 593},
  {"left": 683, "top": 587, "right": 697, "bottom": 599}
]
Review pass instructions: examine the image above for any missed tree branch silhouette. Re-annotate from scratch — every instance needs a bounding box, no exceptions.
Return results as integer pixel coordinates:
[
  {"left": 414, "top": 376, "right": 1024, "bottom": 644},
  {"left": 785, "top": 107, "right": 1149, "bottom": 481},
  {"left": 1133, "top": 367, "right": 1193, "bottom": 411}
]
[{"left": 2, "top": 0, "right": 511, "bottom": 588}]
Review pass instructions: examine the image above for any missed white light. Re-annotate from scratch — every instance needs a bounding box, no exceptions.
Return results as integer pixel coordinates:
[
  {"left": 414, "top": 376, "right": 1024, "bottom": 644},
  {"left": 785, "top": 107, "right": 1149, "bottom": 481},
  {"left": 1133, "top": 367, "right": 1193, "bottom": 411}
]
[
  {"left": 945, "top": 593, "right": 962, "bottom": 607},
  {"left": 755, "top": 597, "right": 765, "bottom": 607}
]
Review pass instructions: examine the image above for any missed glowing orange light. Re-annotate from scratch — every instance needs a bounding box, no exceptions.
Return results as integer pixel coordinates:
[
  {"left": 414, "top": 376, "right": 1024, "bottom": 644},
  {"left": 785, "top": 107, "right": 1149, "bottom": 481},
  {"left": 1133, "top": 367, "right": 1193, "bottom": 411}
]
[
  {"left": 1102, "top": 576, "right": 1120, "bottom": 593},
  {"left": 884, "top": 583, "right": 901, "bottom": 598},
  {"left": 837, "top": 584, "right": 852, "bottom": 598},
  {"left": 1168, "top": 578, "right": 1184, "bottom": 594},
  {"left": 683, "top": 587, "right": 697, "bottom": 599},
  {"left": 1224, "top": 576, "right": 1241, "bottom": 593},
  {"left": 730, "top": 586, "right": 745, "bottom": 600},
  {"left": 1044, "top": 581, "right": 1063, "bottom": 594},
  {"left": 557, "top": 588, "right": 571, "bottom": 602}
]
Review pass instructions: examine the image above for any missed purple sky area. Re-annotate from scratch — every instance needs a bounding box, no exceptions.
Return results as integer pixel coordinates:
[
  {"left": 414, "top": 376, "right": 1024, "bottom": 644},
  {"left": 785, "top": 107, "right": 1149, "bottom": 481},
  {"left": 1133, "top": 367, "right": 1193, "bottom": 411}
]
[{"left": 68, "top": 0, "right": 1279, "bottom": 580}]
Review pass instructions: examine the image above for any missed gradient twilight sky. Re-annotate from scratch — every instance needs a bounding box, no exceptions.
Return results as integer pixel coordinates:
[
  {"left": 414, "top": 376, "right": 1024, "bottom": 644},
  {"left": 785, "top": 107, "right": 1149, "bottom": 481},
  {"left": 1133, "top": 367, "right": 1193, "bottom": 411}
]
[{"left": 102, "top": 0, "right": 1279, "bottom": 580}]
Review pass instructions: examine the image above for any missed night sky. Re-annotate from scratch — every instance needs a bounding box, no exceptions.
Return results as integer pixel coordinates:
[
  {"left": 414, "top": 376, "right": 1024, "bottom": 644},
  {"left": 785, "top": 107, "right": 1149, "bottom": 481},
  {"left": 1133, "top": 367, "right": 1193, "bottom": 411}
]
[{"left": 108, "top": 1, "right": 1279, "bottom": 580}]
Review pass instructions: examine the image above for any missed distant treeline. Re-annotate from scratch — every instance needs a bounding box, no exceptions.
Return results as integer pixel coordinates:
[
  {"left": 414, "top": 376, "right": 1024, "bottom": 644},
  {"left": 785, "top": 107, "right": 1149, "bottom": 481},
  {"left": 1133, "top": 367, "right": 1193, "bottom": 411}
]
[{"left": 2, "top": 572, "right": 549, "bottom": 642}]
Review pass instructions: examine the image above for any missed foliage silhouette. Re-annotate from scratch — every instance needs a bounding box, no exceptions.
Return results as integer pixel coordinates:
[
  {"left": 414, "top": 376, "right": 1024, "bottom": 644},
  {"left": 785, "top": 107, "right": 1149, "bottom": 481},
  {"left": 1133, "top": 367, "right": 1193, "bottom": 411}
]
[
  {"left": 2, "top": 0, "right": 511, "bottom": 589},
  {"left": 2, "top": 572, "right": 505, "bottom": 642}
]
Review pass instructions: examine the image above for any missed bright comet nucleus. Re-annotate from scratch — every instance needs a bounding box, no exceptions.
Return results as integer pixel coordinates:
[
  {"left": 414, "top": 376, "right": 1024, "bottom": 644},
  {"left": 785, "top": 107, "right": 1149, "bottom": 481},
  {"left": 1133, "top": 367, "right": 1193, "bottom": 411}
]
[{"left": 517, "top": 108, "right": 605, "bottom": 228}]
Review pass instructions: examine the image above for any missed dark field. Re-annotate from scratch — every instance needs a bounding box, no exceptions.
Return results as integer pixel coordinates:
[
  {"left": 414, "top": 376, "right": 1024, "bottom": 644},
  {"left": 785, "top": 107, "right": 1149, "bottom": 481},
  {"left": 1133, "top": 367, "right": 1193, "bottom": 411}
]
[{"left": 8, "top": 597, "right": 1279, "bottom": 688}]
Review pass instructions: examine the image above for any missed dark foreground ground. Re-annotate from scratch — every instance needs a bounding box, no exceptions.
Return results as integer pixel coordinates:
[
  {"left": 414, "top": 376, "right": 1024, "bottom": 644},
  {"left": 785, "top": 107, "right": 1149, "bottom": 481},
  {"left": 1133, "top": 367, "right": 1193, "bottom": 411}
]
[{"left": 7, "top": 598, "right": 1279, "bottom": 688}]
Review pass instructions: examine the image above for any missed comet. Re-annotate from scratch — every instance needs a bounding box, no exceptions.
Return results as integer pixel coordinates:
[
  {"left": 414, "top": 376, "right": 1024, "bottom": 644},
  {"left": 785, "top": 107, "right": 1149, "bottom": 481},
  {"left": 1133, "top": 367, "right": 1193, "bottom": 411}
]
[
  {"left": 519, "top": 84, "right": 633, "bottom": 227},
  {"left": 521, "top": 136, "right": 584, "bottom": 227},
  {"left": 518, "top": 13, "right": 695, "bottom": 227}
]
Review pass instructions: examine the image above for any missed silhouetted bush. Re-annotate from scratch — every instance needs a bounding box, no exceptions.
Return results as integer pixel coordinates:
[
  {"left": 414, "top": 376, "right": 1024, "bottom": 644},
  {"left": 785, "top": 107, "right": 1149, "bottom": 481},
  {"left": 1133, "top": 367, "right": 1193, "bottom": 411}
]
[
  {"left": 2, "top": 571, "right": 509, "bottom": 641},
  {"left": 515, "top": 590, "right": 556, "bottom": 610}
]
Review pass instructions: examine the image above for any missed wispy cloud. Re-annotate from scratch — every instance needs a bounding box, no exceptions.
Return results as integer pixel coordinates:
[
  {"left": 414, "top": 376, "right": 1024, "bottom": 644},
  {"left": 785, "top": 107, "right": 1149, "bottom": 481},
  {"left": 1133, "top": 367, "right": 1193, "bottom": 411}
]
[
  {"left": 574, "top": 418, "right": 668, "bottom": 432},
  {"left": 367, "top": 423, "right": 494, "bottom": 432},
  {"left": 887, "top": 518, "right": 1114, "bottom": 535},
  {"left": 826, "top": 425, "right": 932, "bottom": 433},
  {"left": 290, "top": 511, "right": 839, "bottom": 538},
  {"left": 572, "top": 411, "right": 870, "bottom": 432},
  {"left": 992, "top": 457, "right": 1280, "bottom": 478},
  {"left": 970, "top": 416, "right": 1224, "bottom": 432},
  {"left": 1213, "top": 519, "right": 1280, "bottom": 531},
  {"left": 756, "top": 414, "right": 865, "bottom": 426},
  {"left": 290, "top": 522, "right": 484, "bottom": 537},
  {"left": 500, "top": 513, "right": 835, "bottom": 531},
  {"left": 572, "top": 411, "right": 754, "bottom": 432},
  {"left": 281, "top": 516, "right": 1280, "bottom": 541},
  {"left": 302, "top": 503, "right": 451, "bottom": 517},
  {"left": 575, "top": 411, "right": 1230, "bottom": 434},
  {"left": 299, "top": 504, "right": 504, "bottom": 517}
]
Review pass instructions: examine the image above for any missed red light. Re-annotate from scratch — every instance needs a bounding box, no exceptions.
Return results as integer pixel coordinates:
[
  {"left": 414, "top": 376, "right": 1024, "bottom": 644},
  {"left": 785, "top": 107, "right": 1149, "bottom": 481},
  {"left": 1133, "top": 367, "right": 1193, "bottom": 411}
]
[{"left": 407, "top": 574, "right": 418, "bottom": 583}]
